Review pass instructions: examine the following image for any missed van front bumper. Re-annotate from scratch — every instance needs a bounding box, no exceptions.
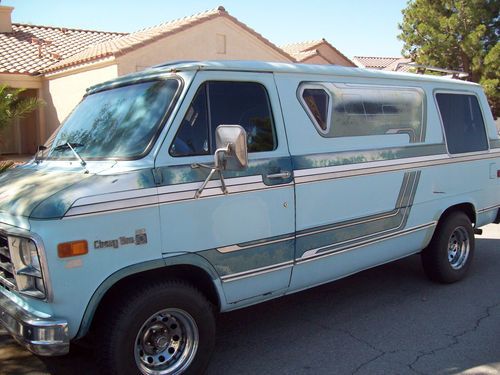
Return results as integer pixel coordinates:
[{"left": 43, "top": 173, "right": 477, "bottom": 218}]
[{"left": 0, "top": 292, "right": 69, "bottom": 356}]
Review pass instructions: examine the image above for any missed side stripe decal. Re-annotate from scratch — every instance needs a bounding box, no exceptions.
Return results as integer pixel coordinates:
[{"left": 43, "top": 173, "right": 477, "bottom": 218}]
[
  {"left": 297, "top": 171, "right": 420, "bottom": 259},
  {"left": 64, "top": 147, "right": 500, "bottom": 218}
]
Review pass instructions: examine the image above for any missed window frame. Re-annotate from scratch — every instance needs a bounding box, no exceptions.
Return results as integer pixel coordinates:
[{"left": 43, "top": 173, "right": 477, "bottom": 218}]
[
  {"left": 298, "top": 83, "right": 333, "bottom": 135},
  {"left": 169, "top": 80, "right": 278, "bottom": 157},
  {"left": 433, "top": 89, "right": 490, "bottom": 156}
]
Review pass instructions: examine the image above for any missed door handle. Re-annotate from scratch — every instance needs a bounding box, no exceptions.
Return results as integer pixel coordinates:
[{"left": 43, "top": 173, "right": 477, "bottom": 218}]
[{"left": 266, "top": 171, "right": 292, "bottom": 179}]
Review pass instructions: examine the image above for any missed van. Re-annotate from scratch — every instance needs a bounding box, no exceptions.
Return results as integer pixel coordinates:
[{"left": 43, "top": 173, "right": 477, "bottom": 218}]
[{"left": 1, "top": 61, "right": 499, "bottom": 374}]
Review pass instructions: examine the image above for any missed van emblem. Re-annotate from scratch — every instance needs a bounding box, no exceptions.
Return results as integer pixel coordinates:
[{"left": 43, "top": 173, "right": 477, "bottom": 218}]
[{"left": 94, "top": 229, "right": 148, "bottom": 249}]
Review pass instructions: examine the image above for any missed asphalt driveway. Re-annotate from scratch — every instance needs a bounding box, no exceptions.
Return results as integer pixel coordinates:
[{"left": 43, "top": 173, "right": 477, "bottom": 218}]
[{"left": 2, "top": 225, "right": 500, "bottom": 375}]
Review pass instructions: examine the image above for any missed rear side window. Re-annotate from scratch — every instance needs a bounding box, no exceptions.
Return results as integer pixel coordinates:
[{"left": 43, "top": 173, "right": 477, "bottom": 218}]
[
  {"left": 302, "top": 87, "right": 330, "bottom": 132},
  {"left": 299, "top": 83, "right": 425, "bottom": 143},
  {"left": 170, "top": 81, "right": 276, "bottom": 156},
  {"left": 436, "top": 93, "right": 488, "bottom": 154}
]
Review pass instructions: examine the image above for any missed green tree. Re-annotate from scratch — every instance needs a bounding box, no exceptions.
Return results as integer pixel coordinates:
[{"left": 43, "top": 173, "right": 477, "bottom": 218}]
[
  {"left": 0, "top": 84, "right": 43, "bottom": 131},
  {"left": 398, "top": 0, "right": 500, "bottom": 116},
  {"left": 0, "top": 84, "right": 44, "bottom": 172}
]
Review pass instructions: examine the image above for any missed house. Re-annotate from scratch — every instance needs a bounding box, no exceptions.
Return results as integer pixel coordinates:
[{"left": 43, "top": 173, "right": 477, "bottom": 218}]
[
  {"left": 280, "top": 39, "right": 356, "bottom": 66},
  {"left": 0, "top": 5, "right": 355, "bottom": 158}
]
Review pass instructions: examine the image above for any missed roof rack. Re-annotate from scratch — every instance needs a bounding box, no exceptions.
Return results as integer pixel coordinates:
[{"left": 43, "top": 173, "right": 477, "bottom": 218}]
[{"left": 396, "top": 62, "right": 468, "bottom": 79}]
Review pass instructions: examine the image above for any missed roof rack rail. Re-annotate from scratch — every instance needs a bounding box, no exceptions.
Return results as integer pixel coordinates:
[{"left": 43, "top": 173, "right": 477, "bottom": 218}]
[{"left": 396, "top": 62, "right": 468, "bottom": 79}]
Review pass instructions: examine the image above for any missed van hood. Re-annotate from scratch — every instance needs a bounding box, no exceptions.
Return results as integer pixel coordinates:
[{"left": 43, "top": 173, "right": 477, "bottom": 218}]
[
  {"left": 0, "top": 164, "right": 157, "bottom": 220},
  {"left": 0, "top": 166, "right": 89, "bottom": 219}
]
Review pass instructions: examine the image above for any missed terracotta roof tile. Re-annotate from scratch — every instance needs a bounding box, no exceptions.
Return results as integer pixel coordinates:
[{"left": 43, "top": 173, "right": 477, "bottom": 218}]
[
  {"left": 352, "top": 56, "right": 414, "bottom": 72},
  {"left": 383, "top": 58, "right": 413, "bottom": 72},
  {"left": 280, "top": 38, "right": 354, "bottom": 66},
  {"left": 0, "top": 23, "right": 125, "bottom": 74},
  {"left": 280, "top": 40, "right": 324, "bottom": 57},
  {"left": 352, "top": 56, "right": 401, "bottom": 69},
  {"left": 45, "top": 6, "right": 295, "bottom": 73}
]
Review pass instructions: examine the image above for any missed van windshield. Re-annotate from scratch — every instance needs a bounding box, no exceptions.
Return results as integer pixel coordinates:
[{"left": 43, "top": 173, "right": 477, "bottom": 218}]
[{"left": 47, "top": 79, "right": 180, "bottom": 160}]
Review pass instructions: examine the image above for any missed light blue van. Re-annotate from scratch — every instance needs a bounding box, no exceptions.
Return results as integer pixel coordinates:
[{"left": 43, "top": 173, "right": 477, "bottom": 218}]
[{"left": 1, "top": 61, "right": 499, "bottom": 374}]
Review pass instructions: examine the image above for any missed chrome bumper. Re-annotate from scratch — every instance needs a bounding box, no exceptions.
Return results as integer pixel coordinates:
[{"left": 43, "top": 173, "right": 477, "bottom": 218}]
[{"left": 0, "top": 292, "right": 69, "bottom": 356}]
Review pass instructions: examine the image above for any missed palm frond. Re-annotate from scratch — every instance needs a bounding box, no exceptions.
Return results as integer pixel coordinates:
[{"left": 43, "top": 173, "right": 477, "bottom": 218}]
[
  {"left": 0, "top": 84, "right": 44, "bottom": 131},
  {"left": 0, "top": 161, "right": 14, "bottom": 173}
]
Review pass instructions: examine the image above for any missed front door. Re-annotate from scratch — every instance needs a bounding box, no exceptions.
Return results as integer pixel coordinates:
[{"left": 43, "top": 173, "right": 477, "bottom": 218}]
[{"left": 156, "top": 71, "right": 295, "bottom": 304}]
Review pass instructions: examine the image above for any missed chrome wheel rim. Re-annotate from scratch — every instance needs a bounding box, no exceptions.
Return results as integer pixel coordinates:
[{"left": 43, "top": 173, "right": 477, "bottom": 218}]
[
  {"left": 134, "top": 308, "right": 199, "bottom": 375},
  {"left": 447, "top": 226, "right": 470, "bottom": 270}
]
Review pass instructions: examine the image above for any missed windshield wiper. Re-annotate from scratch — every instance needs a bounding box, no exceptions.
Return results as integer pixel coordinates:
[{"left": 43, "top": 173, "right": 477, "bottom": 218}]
[
  {"left": 34, "top": 145, "right": 47, "bottom": 164},
  {"left": 53, "top": 142, "right": 89, "bottom": 174}
]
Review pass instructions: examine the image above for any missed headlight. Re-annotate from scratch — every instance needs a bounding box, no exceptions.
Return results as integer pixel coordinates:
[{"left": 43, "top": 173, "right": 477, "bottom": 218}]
[
  {"left": 19, "top": 238, "right": 42, "bottom": 273},
  {"left": 8, "top": 236, "right": 46, "bottom": 299}
]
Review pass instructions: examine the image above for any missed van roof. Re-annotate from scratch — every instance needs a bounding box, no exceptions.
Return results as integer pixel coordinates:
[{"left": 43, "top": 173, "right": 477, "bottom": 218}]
[
  {"left": 158, "top": 60, "right": 478, "bottom": 85},
  {"left": 88, "top": 60, "right": 479, "bottom": 93}
]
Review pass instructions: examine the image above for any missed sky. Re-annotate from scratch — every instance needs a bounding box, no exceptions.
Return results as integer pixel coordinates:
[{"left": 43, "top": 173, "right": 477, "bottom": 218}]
[{"left": 1, "top": 0, "right": 410, "bottom": 58}]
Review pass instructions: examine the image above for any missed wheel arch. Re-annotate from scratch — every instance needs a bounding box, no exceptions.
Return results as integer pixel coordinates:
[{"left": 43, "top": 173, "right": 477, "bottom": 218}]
[
  {"left": 437, "top": 202, "right": 476, "bottom": 227},
  {"left": 75, "top": 253, "right": 223, "bottom": 340}
]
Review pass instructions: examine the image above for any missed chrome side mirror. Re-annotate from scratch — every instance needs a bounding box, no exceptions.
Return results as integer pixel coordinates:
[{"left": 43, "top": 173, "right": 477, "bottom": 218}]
[
  {"left": 193, "top": 125, "right": 248, "bottom": 198},
  {"left": 215, "top": 125, "right": 248, "bottom": 170}
]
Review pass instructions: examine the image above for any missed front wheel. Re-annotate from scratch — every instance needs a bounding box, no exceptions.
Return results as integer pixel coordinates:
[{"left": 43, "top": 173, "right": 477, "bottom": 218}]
[
  {"left": 421, "top": 211, "right": 475, "bottom": 283},
  {"left": 101, "top": 280, "right": 216, "bottom": 375}
]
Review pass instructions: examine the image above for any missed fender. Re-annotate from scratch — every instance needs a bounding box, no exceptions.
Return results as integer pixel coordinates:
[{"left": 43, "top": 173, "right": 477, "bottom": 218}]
[{"left": 75, "top": 252, "right": 225, "bottom": 339}]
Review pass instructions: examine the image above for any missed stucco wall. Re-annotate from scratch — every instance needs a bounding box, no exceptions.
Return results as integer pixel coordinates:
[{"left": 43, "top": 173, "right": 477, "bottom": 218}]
[
  {"left": 302, "top": 54, "right": 332, "bottom": 65},
  {"left": 42, "top": 63, "right": 118, "bottom": 141},
  {"left": 317, "top": 44, "right": 355, "bottom": 67},
  {"left": 117, "top": 17, "right": 292, "bottom": 75}
]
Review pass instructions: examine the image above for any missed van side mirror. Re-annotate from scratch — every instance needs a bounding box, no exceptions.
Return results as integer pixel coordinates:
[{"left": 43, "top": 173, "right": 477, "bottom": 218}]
[
  {"left": 215, "top": 125, "right": 248, "bottom": 170},
  {"left": 193, "top": 125, "right": 248, "bottom": 198}
]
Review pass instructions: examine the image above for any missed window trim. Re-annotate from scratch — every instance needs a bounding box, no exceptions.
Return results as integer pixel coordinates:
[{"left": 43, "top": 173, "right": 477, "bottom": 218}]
[
  {"left": 169, "top": 80, "right": 278, "bottom": 157},
  {"left": 298, "top": 83, "right": 333, "bottom": 135},
  {"left": 433, "top": 89, "right": 490, "bottom": 157}
]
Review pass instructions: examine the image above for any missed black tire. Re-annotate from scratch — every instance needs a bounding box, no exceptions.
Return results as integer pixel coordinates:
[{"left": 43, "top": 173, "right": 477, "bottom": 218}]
[
  {"left": 421, "top": 211, "right": 475, "bottom": 283},
  {"left": 100, "top": 280, "right": 216, "bottom": 375}
]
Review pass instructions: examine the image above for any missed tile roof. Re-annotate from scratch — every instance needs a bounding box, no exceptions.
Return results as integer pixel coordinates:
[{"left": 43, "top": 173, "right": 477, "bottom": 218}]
[
  {"left": 352, "top": 56, "right": 414, "bottom": 72},
  {"left": 280, "top": 39, "right": 324, "bottom": 57},
  {"left": 45, "top": 6, "right": 295, "bottom": 73},
  {"left": 384, "top": 57, "right": 413, "bottom": 72},
  {"left": 280, "top": 38, "right": 354, "bottom": 66},
  {"left": 352, "top": 56, "right": 401, "bottom": 69},
  {"left": 0, "top": 23, "right": 125, "bottom": 74}
]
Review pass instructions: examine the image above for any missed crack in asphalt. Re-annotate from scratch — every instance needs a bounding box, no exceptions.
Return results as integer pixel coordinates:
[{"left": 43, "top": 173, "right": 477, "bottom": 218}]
[
  {"left": 300, "top": 302, "right": 500, "bottom": 374},
  {"left": 407, "top": 301, "right": 500, "bottom": 374},
  {"left": 341, "top": 329, "right": 415, "bottom": 375},
  {"left": 297, "top": 316, "right": 416, "bottom": 374}
]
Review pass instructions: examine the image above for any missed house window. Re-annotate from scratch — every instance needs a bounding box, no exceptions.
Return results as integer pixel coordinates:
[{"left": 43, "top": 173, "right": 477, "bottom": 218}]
[
  {"left": 170, "top": 81, "right": 276, "bottom": 156},
  {"left": 436, "top": 93, "right": 488, "bottom": 154},
  {"left": 216, "top": 34, "right": 226, "bottom": 54}
]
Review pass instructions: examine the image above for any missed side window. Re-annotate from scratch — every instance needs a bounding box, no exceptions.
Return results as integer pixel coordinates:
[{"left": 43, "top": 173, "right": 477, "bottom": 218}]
[
  {"left": 299, "top": 83, "right": 425, "bottom": 143},
  {"left": 436, "top": 93, "right": 488, "bottom": 154},
  {"left": 170, "top": 81, "right": 276, "bottom": 156},
  {"left": 301, "top": 87, "right": 330, "bottom": 132},
  {"left": 170, "top": 85, "right": 209, "bottom": 157}
]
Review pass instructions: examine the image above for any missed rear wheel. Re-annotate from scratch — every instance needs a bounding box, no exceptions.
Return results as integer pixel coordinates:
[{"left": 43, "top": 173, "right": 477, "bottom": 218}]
[
  {"left": 421, "top": 211, "right": 475, "bottom": 283},
  {"left": 100, "top": 280, "right": 216, "bottom": 375}
]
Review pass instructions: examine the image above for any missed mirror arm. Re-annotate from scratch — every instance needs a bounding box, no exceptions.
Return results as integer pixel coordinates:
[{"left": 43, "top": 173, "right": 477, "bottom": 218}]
[{"left": 194, "top": 145, "right": 230, "bottom": 199}]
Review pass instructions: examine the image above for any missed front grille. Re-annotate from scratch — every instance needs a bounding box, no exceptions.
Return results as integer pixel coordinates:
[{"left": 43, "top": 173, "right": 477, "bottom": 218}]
[{"left": 0, "top": 234, "right": 17, "bottom": 291}]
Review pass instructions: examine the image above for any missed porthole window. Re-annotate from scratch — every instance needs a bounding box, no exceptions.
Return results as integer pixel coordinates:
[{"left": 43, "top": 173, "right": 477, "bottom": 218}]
[{"left": 300, "top": 85, "right": 331, "bottom": 133}]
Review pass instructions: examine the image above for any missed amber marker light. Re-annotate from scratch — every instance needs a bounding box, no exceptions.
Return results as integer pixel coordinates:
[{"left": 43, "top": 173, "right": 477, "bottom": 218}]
[{"left": 58, "top": 240, "right": 88, "bottom": 258}]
